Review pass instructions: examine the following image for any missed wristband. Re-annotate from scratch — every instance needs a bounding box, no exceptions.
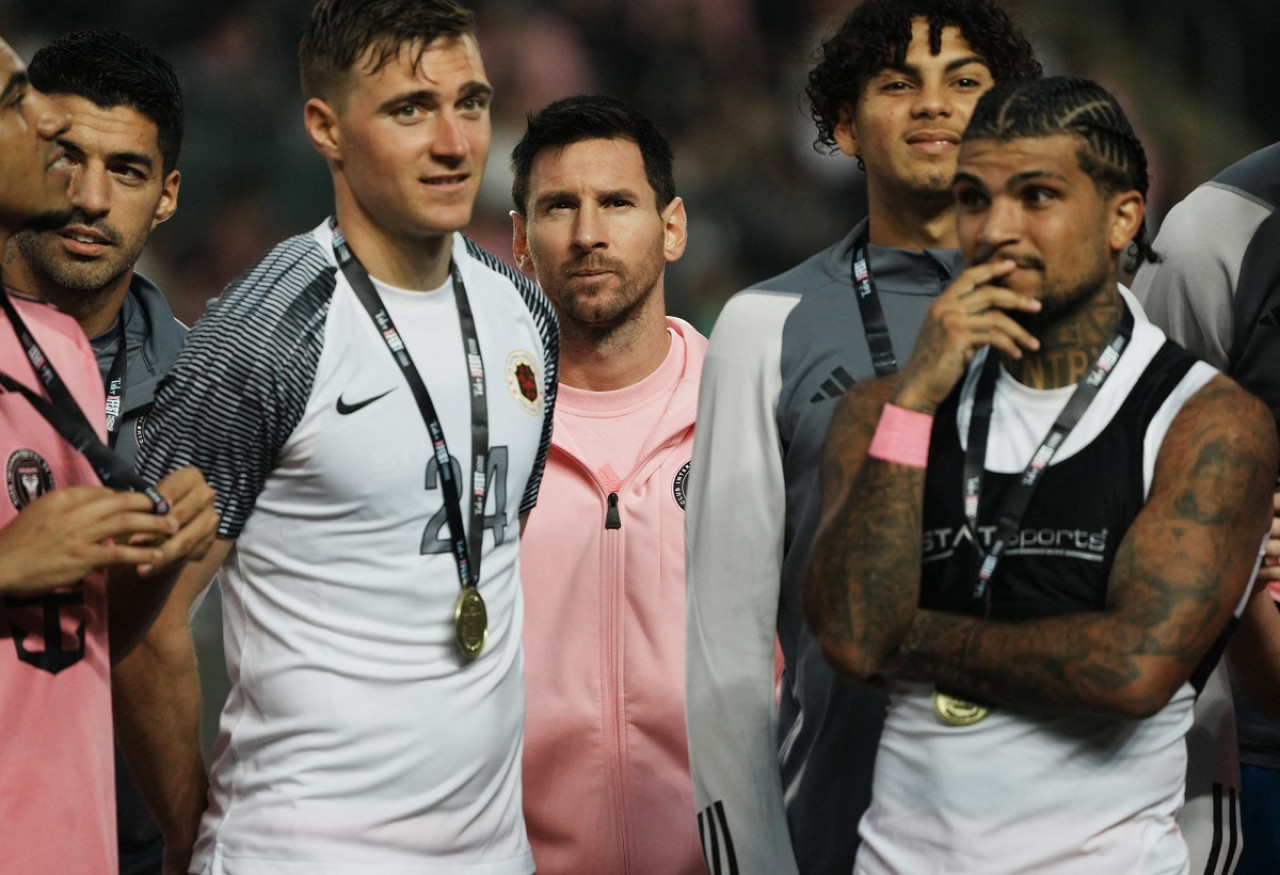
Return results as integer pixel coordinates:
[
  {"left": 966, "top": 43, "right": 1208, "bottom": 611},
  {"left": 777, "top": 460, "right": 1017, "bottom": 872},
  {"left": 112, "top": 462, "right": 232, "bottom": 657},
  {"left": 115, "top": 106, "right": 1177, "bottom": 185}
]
[{"left": 867, "top": 403, "right": 933, "bottom": 469}]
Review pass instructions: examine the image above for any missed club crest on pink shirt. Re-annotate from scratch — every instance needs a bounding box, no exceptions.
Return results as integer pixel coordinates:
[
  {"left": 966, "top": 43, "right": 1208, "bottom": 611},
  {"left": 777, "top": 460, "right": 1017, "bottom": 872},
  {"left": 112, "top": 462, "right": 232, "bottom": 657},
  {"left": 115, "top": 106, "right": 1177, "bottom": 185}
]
[
  {"left": 672, "top": 460, "right": 691, "bottom": 510},
  {"left": 7, "top": 448, "right": 54, "bottom": 509}
]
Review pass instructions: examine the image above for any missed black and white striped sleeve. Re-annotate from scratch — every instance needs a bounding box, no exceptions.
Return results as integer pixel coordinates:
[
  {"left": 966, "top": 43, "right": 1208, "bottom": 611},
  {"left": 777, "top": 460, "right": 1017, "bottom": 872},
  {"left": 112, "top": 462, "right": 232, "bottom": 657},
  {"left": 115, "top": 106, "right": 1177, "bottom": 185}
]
[{"left": 137, "top": 234, "right": 337, "bottom": 539}]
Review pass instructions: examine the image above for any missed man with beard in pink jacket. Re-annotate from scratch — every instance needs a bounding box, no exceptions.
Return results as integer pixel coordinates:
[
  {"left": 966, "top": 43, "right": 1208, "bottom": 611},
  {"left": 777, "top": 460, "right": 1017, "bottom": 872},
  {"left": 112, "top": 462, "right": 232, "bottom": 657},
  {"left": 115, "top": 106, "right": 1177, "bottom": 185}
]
[{"left": 511, "top": 95, "right": 707, "bottom": 875}]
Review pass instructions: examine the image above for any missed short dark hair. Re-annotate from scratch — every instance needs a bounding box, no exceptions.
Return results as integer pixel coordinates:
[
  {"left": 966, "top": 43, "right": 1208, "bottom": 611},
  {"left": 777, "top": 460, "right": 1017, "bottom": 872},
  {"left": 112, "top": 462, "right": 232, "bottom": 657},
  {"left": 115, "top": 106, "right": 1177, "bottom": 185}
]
[
  {"left": 963, "top": 76, "right": 1158, "bottom": 265},
  {"left": 805, "top": 0, "right": 1040, "bottom": 151},
  {"left": 28, "top": 30, "right": 183, "bottom": 175},
  {"left": 510, "top": 94, "right": 676, "bottom": 217},
  {"left": 299, "top": 0, "right": 476, "bottom": 103}
]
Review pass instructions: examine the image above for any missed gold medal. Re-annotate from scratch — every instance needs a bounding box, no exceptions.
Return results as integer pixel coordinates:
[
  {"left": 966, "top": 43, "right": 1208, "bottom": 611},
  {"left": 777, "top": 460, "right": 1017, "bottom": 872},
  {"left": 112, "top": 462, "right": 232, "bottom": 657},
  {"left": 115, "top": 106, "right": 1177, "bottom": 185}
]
[
  {"left": 454, "top": 586, "right": 488, "bottom": 659},
  {"left": 932, "top": 689, "right": 991, "bottom": 727}
]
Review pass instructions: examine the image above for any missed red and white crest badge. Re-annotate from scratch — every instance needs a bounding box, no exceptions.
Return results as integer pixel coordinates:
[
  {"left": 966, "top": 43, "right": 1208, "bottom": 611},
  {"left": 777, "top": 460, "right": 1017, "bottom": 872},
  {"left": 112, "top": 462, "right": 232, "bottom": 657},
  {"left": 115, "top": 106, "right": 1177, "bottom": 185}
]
[{"left": 506, "top": 350, "right": 542, "bottom": 416}]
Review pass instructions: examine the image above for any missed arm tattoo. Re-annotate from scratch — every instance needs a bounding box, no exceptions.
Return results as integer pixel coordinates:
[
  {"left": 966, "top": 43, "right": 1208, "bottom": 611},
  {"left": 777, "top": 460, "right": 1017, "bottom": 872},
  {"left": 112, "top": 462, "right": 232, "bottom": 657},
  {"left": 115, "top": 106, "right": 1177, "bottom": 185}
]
[
  {"left": 805, "top": 379, "right": 927, "bottom": 677},
  {"left": 899, "top": 377, "right": 1277, "bottom": 718}
]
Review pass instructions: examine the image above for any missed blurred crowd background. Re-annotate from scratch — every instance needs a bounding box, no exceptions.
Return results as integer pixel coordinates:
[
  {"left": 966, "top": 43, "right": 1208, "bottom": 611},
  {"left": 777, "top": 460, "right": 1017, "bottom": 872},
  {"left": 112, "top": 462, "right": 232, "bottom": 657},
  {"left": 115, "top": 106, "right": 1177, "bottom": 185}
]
[{"left": 5, "top": 0, "right": 1278, "bottom": 333}]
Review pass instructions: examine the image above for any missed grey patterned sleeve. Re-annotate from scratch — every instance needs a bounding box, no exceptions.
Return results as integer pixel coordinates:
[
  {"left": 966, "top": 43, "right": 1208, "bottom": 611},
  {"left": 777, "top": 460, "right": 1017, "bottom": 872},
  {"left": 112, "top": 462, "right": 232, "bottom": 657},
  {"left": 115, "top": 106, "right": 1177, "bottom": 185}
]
[{"left": 136, "top": 233, "right": 337, "bottom": 539}]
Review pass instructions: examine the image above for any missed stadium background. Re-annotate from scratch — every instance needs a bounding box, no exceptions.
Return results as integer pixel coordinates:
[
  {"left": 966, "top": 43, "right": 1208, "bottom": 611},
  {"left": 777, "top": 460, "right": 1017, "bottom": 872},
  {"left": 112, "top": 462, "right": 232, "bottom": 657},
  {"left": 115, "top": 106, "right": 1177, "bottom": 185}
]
[{"left": 7, "top": 0, "right": 1277, "bottom": 332}]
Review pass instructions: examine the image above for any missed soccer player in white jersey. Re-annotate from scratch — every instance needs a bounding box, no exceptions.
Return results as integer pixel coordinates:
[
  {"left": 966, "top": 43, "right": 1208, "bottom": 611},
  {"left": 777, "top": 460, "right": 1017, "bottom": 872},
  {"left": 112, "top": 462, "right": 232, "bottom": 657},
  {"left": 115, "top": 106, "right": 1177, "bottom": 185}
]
[
  {"left": 130, "top": 1, "right": 559, "bottom": 873},
  {"left": 806, "top": 75, "right": 1277, "bottom": 874}
]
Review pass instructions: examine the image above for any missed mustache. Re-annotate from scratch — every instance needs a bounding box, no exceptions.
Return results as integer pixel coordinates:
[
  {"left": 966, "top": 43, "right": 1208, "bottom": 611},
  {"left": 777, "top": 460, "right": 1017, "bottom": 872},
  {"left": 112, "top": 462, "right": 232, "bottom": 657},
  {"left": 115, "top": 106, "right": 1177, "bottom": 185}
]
[
  {"left": 561, "top": 253, "right": 626, "bottom": 277},
  {"left": 971, "top": 247, "right": 1045, "bottom": 272},
  {"left": 54, "top": 210, "right": 123, "bottom": 246}
]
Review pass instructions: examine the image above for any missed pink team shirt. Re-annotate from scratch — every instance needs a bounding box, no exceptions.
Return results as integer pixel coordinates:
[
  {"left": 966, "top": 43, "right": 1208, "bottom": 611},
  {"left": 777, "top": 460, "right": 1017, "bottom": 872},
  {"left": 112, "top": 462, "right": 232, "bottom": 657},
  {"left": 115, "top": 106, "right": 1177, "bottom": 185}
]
[
  {"left": 0, "top": 294, "right": 116, "bottom": 875},
  {"left": 521, "top": 318, "right": 707, "bottom": 875}
]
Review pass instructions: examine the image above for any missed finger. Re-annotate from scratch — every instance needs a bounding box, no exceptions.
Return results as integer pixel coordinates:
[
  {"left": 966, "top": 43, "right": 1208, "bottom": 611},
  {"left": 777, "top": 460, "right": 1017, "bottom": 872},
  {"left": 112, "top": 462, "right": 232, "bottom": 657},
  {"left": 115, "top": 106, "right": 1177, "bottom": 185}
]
[
  {"left": 969, "top": 311, "right": 1041, "bottom": 355},
  {"left": 35, "top": 485, "right": 156, "bottom": 519},
  {"left": 947, "top": 259, "right": 1017, "bottom": 298},
  {"left": 153, "top": 467, "right": 215, "bottom": 524},
  {"left": 975, "top": 326, "right": 1033, "bottom": 362},
  {"left": 964, "top": 286, "right": 1044, "bottom": 317},
  {"left": 144, "top": 508, "right": 220, "bottom": 574},
  {"left": 86, "top": 508, "right": 180, "bottom": 544},
  {"left": 91, "top": 541, "right": 167, "bottom": 569},
  {"left": 1255, "top": 564, "right": 1280, "bottom": 584},
  {"left": 161, "top": 482, "right": 216, "bottom": 527}
]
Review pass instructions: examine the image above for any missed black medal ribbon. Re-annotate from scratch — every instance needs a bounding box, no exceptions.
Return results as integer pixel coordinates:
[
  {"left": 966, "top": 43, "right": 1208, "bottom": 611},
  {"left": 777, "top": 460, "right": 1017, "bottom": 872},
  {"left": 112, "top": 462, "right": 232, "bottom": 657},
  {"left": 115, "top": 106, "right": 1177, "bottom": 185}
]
[
  {"left": 103, "top": 340, "right": 126, "bottom": 449},
  {"left": 962, "top": 304, "right": 1135, "bottom": 616},
  {"left": 852, "top": 229, "right": 900, "bottom": 377},
  {"left": 0, "top": 291, "right": 168, "bottom": 513},
  {"left": 330, "top": 223, "right": 489, "bottom": 598}
]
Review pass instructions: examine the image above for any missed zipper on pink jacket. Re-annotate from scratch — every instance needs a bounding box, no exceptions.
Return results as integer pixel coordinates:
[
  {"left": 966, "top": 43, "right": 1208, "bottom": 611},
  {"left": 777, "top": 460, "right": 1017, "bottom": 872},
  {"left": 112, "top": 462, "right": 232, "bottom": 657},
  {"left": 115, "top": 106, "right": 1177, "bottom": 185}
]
[{"left": 603, "top": 489, "right": 631, "bottom": 870}]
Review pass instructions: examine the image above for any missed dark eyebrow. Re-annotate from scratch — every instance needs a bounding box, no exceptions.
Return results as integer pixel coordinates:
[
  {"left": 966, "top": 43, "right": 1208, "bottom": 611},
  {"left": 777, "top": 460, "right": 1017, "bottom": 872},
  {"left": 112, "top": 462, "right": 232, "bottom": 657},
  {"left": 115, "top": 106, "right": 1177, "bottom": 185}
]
[
  {"left": 459, "top": 81, "right": 493, "bottom": 101},
  {"left": 112, "top": 151, "right": 156, "bottom": 172},
  {"left": 1007, "top": 169, "right": 1069, "bottom": 187},
  {"left": 376, "top": 81, "right": 493, "bottom": 114},
  {"left": 944, "top": 55, "right": 989, "bottom": 74},
  {"left": 532, "top": 190, "right": 575, "bottom": 211},
  {"left": 1, "top": 69, "right": 29, "bottom": 103},
  {"left": 881, "top": 55, "right": 990, "bottom": 79},
  {"left": 598, "top": 187, "right": 643, "bottom": 204},
  {"left": 952, "top": 168, "right": 1069, "bottom": 192},
  {"left": 56, "top": 131, "right": 156, "bottom": 174},
  {"left": 377, "top": 89, "right": 437, "bottom": 113}
]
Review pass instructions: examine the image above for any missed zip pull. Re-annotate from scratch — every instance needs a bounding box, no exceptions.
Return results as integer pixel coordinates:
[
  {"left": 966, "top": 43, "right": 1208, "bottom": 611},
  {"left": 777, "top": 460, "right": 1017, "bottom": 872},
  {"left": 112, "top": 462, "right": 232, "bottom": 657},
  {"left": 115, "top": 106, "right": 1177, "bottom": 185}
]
[{"left": 606, "top": 492, "right": 621, "bottom": 529}]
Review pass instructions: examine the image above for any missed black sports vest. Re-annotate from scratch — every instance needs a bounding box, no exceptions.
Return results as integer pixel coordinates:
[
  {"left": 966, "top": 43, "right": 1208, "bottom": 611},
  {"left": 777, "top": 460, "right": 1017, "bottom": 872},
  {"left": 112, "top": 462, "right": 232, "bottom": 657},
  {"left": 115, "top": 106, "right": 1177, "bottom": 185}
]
[{"left": 920, "top": 340, "right": 1197, "bottom": 623}]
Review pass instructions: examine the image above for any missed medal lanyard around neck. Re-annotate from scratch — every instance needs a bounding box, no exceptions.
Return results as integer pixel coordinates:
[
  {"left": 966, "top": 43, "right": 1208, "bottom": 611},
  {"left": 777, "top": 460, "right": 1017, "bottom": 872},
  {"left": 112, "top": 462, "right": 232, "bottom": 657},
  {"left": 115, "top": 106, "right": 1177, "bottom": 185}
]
[
  {"left": 0, "top": 291, "right": 167, "bottom": 512},
  {"left": 104, "top": 342, "right": 126, "bottom": 449},
  {"left": 852, "top": 228, "right": 900, "bottom": 377},
  {"left": 331, "top": 223, "right": 489, "bottom": 592},
  {"left": 963, "top": 304, "right": 1135, "bottom": 616}
]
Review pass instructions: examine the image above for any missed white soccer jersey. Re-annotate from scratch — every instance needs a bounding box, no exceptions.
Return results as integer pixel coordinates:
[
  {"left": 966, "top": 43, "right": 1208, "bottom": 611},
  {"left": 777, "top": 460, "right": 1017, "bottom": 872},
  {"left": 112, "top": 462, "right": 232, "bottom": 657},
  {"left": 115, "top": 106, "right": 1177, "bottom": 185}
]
[{"left": 139, "top": 222, "right": 558, "bottom": 875}]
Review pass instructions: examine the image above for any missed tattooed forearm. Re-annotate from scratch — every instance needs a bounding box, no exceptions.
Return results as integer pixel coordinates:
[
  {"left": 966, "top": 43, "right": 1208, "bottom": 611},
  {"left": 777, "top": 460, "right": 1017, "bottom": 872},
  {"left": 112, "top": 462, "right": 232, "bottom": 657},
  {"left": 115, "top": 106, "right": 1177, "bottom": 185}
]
[
  {"left": 805, "top": 381, "right": 928, "bottom": 680},
  {"left": 901, "top": 526, "right": 1220, "bottom": 718},
  {"left": 898, "top": 376, "right": 1278, "bottom": 719}
]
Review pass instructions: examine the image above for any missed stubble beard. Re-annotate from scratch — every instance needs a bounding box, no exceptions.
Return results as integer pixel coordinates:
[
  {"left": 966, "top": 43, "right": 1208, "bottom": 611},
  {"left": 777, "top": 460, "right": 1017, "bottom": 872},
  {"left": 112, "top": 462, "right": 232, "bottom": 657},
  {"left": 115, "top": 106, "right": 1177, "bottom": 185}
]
[
  {"left": 13, "top": 221, "right": 133, "bottom": 294},
  {"left": 553, "top": 247, "right": 664, "bottom": 340},
  {"left": 1011, "top": 254, "right": 1113, "bottom": 336}
]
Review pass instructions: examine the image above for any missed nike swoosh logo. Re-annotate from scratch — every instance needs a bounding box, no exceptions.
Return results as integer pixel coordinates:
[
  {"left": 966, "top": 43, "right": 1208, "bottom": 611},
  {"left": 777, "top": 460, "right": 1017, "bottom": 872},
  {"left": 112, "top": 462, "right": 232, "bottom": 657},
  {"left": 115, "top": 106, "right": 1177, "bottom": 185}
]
[{"left": 336, "top": 389, "right": 394, "bottom": 415}]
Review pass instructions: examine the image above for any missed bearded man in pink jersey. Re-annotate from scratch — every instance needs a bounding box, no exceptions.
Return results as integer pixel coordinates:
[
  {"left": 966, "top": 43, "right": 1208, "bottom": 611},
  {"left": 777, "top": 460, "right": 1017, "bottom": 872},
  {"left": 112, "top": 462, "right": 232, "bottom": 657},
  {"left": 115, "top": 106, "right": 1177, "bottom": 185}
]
[{"left": 511, "top": 95, "right": 708, "bottom": 874}]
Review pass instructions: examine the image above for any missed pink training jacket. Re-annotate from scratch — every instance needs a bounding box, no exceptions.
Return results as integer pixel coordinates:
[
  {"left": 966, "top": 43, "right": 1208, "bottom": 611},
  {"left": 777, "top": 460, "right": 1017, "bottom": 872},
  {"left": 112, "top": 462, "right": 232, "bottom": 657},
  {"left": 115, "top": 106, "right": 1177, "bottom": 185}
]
[
  {"left": 520, "top": 317, "right": 708, "bottom": 875},
  {"left": 0, "top": 295, "right": 115, "bottom": 874}
]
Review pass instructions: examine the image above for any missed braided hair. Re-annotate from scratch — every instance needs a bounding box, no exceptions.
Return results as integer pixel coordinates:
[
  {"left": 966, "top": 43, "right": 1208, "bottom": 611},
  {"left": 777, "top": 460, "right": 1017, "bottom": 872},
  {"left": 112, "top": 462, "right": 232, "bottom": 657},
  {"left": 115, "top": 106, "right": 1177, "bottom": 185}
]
[{"left": 963, "top": 76, "right": 1158, "bottom": 265}]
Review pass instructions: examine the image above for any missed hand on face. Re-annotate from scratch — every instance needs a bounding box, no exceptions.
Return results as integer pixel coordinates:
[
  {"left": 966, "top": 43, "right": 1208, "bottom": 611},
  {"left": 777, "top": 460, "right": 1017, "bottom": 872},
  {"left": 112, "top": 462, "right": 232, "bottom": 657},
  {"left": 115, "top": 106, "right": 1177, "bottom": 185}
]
[{"left": 891, "top": 259, "right": 1041, "bottom": 414}]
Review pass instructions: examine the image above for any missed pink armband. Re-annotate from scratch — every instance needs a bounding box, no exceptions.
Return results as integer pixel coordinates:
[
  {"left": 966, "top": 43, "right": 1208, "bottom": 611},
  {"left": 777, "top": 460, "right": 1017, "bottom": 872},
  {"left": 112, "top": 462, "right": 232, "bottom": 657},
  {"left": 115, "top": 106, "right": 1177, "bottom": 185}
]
[{"left": 867, "top": 403, "right": 933, "bottom": 469}]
